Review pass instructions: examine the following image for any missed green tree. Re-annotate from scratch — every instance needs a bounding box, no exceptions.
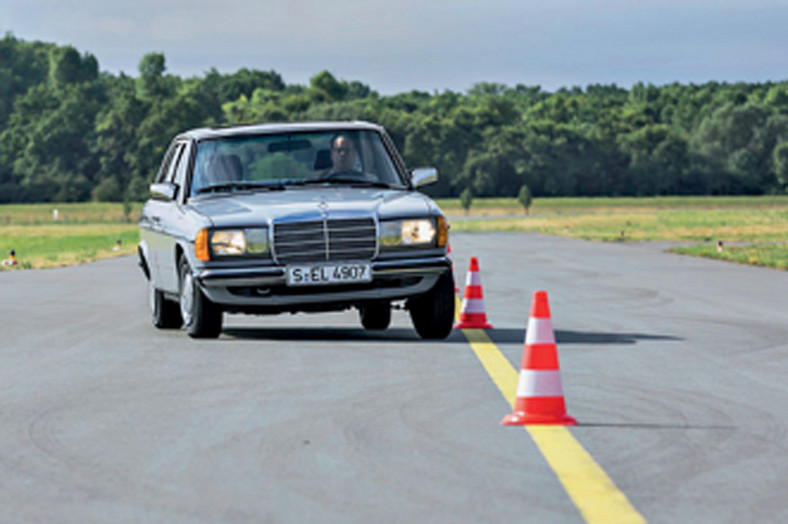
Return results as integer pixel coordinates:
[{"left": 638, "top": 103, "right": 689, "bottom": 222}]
[
  {"left": 93, "top": 77, "right": 147, "bottom": 196},
  {"left": 92, "top": 176, "right": 122, "bottom": 201},
  {"left": 125, "top": 175, "right": 150, "bottom": 202},
  {"left": 0, "top": 33, "right": 52, "bottom": 127},
  {"left": 136, "top": 52, "right": 176, "bottom": 100},
  {"left": 517, "top": 185, "right": 533, "bottom": 214},
  {"left": 309, "top": 70, "right": 347, "bottom": 102},
  {"left": 5, "top": 35, "right": 788, "bottom": 203},
  {"left": 764, "top": 84, "right": 788, "bottom": 114},
  {"left": 0, "top": 81, "right": 103, "bottom": 201},
  {"left": 48, "top": 45, "right": 97, "bottom": 87},
  {"left": 618, "top": 124, "right": 690, "bottom": 195},
  {"left": 132, "top": 92, "right": 206, "bottom": 182},
  {"left": 691, "top": 103, "right": 770, "bottom": 193},
  {"left": 772, "top": 142, "right": 788, "bottom": 190},
  {"left": 186, "top": 67, "right": 285, "bottom": 123},
  {"left": 459, "top": 187, "right": 472, "bottom": 215}
]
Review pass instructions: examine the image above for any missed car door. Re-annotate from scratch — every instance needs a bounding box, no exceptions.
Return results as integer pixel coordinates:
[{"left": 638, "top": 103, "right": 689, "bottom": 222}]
[
  {"left": 156, "top": 140, "right": 194, "bottom": 292},
  {"left": 143, "top": 141, "right": 187, "bottom": 293}
]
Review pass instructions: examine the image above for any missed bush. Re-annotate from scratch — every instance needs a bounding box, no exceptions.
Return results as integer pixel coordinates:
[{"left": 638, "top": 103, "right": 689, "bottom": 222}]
[
  {"left": 92, "top": 177, "right": 122, "bottom": 202},
  {"left": 518, "top": 185, "right": 533, "bottom": 214},
  {"left": 459, "top": 187, "right": 473, "bottom": 215},
  {"left": 125, "top": 175, "right": 150, "bottom": 202}
]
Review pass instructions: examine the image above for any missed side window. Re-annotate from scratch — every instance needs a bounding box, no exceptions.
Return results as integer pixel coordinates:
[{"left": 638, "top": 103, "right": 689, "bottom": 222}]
[
  {"left": 154, "top": 142, "right": 179, "bottom": 183},
  {"left": 173, "top": 142, "right": 191, "bottom": 189},
  {"left": 164, "top": 144, "right": 185, "bottom": 184}
]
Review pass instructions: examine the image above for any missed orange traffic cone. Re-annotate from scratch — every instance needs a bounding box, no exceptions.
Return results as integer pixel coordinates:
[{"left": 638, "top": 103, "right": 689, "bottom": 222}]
[
  {"left": 454, "top": 256, "right": 493, "bottom": 329},
  {"left": 502, "top": 290, "right": 576, "bottom": 425},
  {"left": 448, "top": 243, "right": 459, "bottom": 293}
]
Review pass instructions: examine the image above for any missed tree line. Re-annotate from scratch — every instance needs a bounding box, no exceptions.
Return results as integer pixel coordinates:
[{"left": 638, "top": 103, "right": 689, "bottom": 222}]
[{"left": 1, "top": 33, "right": 787, "bottom": 204}]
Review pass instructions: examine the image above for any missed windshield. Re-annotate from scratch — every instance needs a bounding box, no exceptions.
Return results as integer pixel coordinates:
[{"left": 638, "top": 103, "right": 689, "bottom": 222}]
[{"left": 190, "top": 130, "right": 406, "bottom": 196}]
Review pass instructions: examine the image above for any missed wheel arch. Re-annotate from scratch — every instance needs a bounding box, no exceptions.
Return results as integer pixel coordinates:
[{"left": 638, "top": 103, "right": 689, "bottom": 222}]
[{"left": 137, "top": 241, "right": 151, "bottom": 280}]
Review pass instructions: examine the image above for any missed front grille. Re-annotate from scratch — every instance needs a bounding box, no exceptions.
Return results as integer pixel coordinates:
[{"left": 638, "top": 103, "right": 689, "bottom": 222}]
[{"left": 273, "top": 218, "right": 377, "bottom": 264}]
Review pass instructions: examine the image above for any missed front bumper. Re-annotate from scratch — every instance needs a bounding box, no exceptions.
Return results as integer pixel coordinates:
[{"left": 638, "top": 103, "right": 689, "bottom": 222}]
[{"left": 195, "top": 255, "right": 452, "bottom": 310}]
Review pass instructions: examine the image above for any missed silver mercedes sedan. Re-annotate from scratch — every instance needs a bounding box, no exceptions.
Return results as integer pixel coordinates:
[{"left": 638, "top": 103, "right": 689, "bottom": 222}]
[{"left": 138, "top": 121, "right": 454, "bottom": 339}]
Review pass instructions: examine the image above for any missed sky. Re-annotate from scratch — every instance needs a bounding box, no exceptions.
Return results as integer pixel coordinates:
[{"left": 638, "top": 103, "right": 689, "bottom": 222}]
[{"left": 2, "top": 0, "right": 787, "bottom": 95}]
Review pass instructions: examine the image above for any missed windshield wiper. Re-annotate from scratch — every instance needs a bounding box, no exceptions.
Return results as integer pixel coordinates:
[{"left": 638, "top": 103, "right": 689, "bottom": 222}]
[
  {"left": 293, "top": 178, "right": 393, "bottom": 189},
  {"left": 196, "top": 181, "right": 286, "bottom": 194}
]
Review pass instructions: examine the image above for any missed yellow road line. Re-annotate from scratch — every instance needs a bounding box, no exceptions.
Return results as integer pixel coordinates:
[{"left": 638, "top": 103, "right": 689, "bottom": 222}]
[{"left": 456, "top": 297, "right": 646, "bottom": 523}]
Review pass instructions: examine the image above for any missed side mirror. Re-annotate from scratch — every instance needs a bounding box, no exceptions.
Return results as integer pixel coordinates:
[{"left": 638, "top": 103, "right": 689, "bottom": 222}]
[
  {"left": 411, "top": 167, "right": 438, "bottom": 188},
  {"left": 149, "top": 182, "right": 178, "bottom": 201}
]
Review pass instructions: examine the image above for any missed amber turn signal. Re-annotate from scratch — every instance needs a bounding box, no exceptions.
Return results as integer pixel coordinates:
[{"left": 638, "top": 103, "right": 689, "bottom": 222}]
[
  {"left": 436, "top": 216, "right": 449, "bottom": 248},
  {"left": 195, "top": 229, "right": 211, "bottom": 261}
]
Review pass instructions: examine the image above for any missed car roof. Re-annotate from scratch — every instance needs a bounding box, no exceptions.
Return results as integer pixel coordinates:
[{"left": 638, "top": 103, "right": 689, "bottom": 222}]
[{"left": 179, "top": 121, "right": 385, "bottom": 142}]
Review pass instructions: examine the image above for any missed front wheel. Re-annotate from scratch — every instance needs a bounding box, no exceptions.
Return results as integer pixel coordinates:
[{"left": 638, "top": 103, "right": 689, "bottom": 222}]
[
  {"left": 408, "top": 271, "right": 455, "bottom": 340},
  {"left": 149, "top": 278, "right": 182, "bottom": 329},
  {"left": 179, "top": 259, "right": 223, "bottom": 339}
]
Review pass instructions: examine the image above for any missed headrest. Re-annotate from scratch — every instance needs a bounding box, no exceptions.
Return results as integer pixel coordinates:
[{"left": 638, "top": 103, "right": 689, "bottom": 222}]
[{"left": 210, "top": 154, "right": 242, "bottom": 182}]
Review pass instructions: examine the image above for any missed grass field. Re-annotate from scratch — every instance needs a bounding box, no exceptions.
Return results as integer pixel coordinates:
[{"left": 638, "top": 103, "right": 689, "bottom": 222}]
[
  {"left": 0, "top": 203, "right": 141, "bottom": 269},
  {"left": 440, "top": 195, "right": 788, "bottom": 270},
  {"left": 1, "top": 196, "right": 786, "bottom": 270}
]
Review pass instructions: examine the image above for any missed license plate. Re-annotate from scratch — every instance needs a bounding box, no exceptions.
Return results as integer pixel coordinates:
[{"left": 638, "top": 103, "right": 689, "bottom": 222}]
[{"left": 286, "top": 262, "right": 372, "bottom": 286}]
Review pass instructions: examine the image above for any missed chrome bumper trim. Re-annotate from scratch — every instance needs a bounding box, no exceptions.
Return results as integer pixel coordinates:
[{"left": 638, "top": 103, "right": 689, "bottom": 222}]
[{"left": 196, "top": 256, "right": 450, "bottom": 288}]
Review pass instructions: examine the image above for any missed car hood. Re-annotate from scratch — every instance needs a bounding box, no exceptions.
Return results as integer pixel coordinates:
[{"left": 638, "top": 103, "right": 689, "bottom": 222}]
[{"left": 189, "top": 186, "right": 441, "bottom": 228}]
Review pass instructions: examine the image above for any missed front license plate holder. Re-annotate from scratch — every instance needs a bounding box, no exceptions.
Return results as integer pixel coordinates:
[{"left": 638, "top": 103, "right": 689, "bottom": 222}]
[{"left": 286, "top": 262, "right": 372, "bottom": 286}]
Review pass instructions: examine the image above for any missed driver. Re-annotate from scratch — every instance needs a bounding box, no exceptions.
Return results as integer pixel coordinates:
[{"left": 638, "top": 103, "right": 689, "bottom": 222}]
[{"left": 329, "top": 134, "right": 357, "bottom": 174}]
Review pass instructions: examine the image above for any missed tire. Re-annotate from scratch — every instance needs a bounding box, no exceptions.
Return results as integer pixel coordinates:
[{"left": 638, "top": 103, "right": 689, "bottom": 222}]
[
  {"left": 179, "top": 259, "right": 223, "bottom": 339},
  {"left": 408, "top": 271, "right": 455, "bottom": 340},
  {"left": 149, "top": 277, "right": 182, "bottom": 329},
  {"left": 359, "top": 301, "right": 391, "bottom": 330}
]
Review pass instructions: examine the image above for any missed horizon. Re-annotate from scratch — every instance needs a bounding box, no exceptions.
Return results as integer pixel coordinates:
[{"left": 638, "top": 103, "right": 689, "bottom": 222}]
[{"left": 4, "top": 30, "right": 787, "bottom": 96}]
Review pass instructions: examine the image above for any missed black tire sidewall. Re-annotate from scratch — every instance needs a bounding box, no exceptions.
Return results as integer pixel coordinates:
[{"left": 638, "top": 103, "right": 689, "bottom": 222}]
[
  {"left": 410, "top": 271, "right": 455, "bottom": 339},
  {"left": 179, "top": 259, "right": 222, "bottom": 338},
  {"left": 150, "top": 279, "right": 181, "bottom": 329}
]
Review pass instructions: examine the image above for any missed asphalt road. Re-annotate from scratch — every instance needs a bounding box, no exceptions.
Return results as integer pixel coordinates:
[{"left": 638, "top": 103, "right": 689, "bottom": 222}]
[{"left": 1, "top": 232, "right": 787, "bottom": 523}]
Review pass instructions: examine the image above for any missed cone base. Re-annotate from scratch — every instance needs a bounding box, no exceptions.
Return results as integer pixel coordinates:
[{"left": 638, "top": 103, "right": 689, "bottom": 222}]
[
  {"left": 501, "top": 412, "right": 577, "bottom": 426},
  {"left": 453, "top": 321, "right": 493, "bottom": 330}
]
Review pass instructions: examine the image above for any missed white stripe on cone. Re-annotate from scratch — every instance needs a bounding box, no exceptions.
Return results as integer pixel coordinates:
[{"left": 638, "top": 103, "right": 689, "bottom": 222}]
[
  {"left": 460, "top": 298, "right": 487, "bottom": 313},
  {"left": 515, "top": 370, "right": 565, "bottom": 397},
  {"left": 466, "top": 272, "right": 482, "bottom": 286},
  {"left": 525, "top": 317, "right": 555, "bottom": 345}
]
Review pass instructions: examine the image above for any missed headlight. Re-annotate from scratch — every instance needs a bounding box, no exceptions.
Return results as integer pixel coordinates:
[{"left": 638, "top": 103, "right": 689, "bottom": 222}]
[
  {"left": 380, "top": 218, "right": 442, "bottom": 247},
  {"left": 243, "top": 229, "right": 269, "bottom": 255},
  {"left": 195, "top": 228, "right": 269, "bottom": 260},
  {"left": 211, "top": 230, "right": 247, "bottom": 256}
]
